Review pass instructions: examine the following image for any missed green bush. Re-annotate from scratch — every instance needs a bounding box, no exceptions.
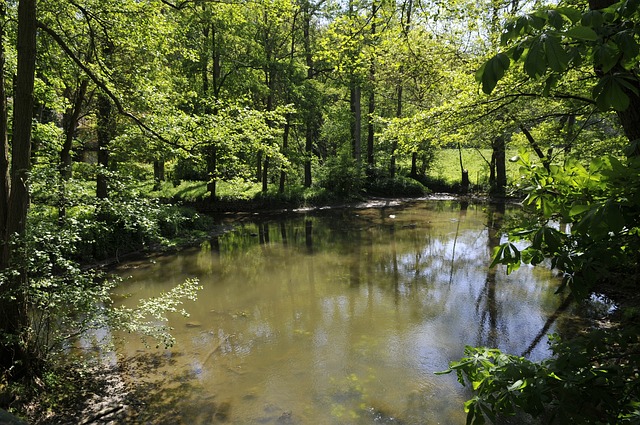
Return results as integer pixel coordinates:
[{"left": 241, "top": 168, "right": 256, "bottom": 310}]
[
  {"left": 172, "top": 156, "right": 207, "bottom": 183},
  {"left": 364, "top": 175, "right": 430, "bottom": 197},
  {"left": 440, "top": 325, "right": 640, "bottom": 425},
  {"left": 316, "top": 155, "right": 366, "bottom": 197}
]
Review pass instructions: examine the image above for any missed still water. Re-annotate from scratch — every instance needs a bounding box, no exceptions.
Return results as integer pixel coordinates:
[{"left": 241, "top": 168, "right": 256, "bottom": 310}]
[{"left": 112, "top": 199, "right": 567, "bottom": 424}]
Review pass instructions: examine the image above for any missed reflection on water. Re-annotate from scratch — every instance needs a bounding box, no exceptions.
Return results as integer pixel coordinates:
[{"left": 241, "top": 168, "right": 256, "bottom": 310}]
[{"left": 113, "top": 200, "right": 566, "bottom": 424}]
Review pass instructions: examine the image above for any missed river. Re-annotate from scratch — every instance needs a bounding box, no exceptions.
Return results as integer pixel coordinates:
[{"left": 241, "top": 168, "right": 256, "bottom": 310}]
[{"left": 110, "top": 199, "right": 570, "bottom": 424}]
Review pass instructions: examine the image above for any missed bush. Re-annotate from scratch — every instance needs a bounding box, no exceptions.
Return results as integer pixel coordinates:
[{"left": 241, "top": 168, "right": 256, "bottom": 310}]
[
  {"left": 440, "top": 325, "right": 640, "bottom": 425},
  {"left": 364, "top": 175, "right": 430, "bottom": 197},
  {"left": 316, "top": 155, "right": 366, "bottom": 197},
  {"left": 172, "top": 156, "right": 207, "bottom": 183}
]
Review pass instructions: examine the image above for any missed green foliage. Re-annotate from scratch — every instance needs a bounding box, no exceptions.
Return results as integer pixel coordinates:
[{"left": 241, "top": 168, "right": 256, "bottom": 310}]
[
  {"left": 364, "top": 175, "right": 430, "bottom": 197},
  {"left": 316, "top": 155, "right": 366, "bottom": 197},
  {"left": 440, "top": 325, "right": 640, "bottom": 424},
  {"left": 426, "top": 149, "right": 521, "bottom": 188},
  {"left": 478, "top": 0, "right": 640, "bottom": 111},
  {"left": 172, "top": 156, "right": 207, "bottom": 183},
  {"left": 111, "top": 279, "right": 201, "bottom": 349},
  {"left": 491, "top": 151, "right": 640, "bottom": 297},
  {"left": 0, "top": 207, "right": 203, "bottom": 368}
]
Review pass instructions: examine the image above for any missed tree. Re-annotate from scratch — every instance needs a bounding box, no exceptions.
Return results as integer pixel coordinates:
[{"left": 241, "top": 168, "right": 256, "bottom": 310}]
[
  {"left": 440, "top": 1, "right": 640, "bottom": 422},
  {"left": 0, "top": 0, "right": 37, "bottom": 372},
  {"left": 478, "top": 0, "right": 640, "bottom": 151}
]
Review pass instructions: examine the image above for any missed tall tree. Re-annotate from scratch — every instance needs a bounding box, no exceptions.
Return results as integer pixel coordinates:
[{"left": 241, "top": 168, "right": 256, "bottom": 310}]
[
  {"left": 0, "top": 0, "right": 37, "bottom": 372},
  {"left": 0, "top": 0, "right": 9, "bottom": 250}
]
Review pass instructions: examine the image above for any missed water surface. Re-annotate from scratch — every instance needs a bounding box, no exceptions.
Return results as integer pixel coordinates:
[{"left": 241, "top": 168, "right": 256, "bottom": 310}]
[{"left": 113, "top": 199, "right": 566, "bottom": 424}]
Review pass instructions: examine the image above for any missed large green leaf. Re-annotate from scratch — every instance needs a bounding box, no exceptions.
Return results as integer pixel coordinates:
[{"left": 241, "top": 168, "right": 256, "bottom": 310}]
[
  {"left": 565, "top": 25, "right": 598, "bottom": 41},
  {"left": 581, "top": 10, "right": 604, "bottom": 28},
  {"left": 546, "top": 9, "right": 565, "bottom": 29},
  {"left": 593, "top": 74, "right": 631, "bottom": 111},
  {"left": 614, "top": 30, "right": 640, "bottom": 66},
  {"left": 555, "top": 6, "right": 582, "bottom": 23},
  {"left": 524, "top": 37, "right": 547, "bottom": 78},
  {"left": 543, "top": 34, "right": 569, "bottom": 72},
  {"left": 478, "top": 53, "right": 510, "bottom": 94},
  {"left": 526, "top": 12, "right": 548, "bottom": 30},
  {"left": 594, "top": 41, "right": 622, "bottom": 73}
]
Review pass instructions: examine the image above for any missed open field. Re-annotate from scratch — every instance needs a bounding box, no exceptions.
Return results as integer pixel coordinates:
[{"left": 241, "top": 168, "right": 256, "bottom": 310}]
[{"left": 425, "top": 148, "right": 521, "bottom": 187}]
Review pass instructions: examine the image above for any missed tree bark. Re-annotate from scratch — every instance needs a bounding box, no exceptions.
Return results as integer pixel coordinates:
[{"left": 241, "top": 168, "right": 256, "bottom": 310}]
[
  {"left": 262, "top": 156, "right": 269, "bottom": 193},
  {"left": 1, "top": 0, "right": 37, "bottom": 373},
  {"left": 212, "top": 22, "right": 221, "bottom": 98},
  {"left": 153, "top": 159, "right": 165, "bottom": 190},
  {"left": 0, "top": 0, "right": 10, "bottom": 260},
  {"left": 302, "top": 0, "right": 318, "bottom": 188},
  {"left": 58, "top": 80, "right": 88, "bottom": 221},
  {"left": 207, "top": 148, "right": 217, "bottom": 202},
  {"left": 61, "top": 81, "right": 88, "bottom": 180},
  {"left": 350, "top": 84, "right": 361, "bottom": 162},
  {"left": 410, "top": 152, "right": 417, "bottom": 177},
  {"left": 490, "top": 135, "right": 506, "bottom": 196},
  {"left": 390, "top": 85, "right": 399, "bottom": 179},
  {"left": 279, "top": 117, "right": 290, "bottom": 194},
  {"left": 366, "top": 0, "right": 376, "bottom": 169}
]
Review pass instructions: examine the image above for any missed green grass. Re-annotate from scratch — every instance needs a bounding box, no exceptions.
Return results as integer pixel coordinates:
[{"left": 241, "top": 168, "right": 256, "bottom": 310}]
[
  {"left": 426, "top": 148, "right": 521, "bottom": 187},
  {"left": 146, "top": 178, "right": 262, "bottom": 202}
]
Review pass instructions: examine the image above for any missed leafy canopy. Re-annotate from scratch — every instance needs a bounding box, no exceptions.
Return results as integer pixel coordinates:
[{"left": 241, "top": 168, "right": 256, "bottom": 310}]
[{"left": 477, "top": 0, "right": 640, "bottom": 110}]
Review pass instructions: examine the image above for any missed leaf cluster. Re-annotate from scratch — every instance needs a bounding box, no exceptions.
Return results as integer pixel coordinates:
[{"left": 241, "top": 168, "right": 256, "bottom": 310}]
[
  {"left": 491, "top": 152, "right": 640, "bottom": 297},
  {"left": 478, "top": 0, "right": 640, "bottom": 110},
  {"left": 440, "top": 326, "right": 640, "bottom": 424}
]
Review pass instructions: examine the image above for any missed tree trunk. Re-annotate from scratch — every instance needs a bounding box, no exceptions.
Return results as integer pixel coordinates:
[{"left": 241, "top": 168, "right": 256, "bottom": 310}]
[
  {"left": 201, "top": 5, "right": 210, "bottom": 97},
  {"left": 458, "top": 142, "right": 469, "bottom": 193},
  {"left": 0, "top": 0, "right": 10, "bottom": 260},
  {"left": 262, "top": 156, "right": 269, "bottom": 193},
  {"left": 490, "top": 135, "right": 506, "bottom": 196},
  {"left": 1, "top": 0, "right": 37, "bottom": 373},
  {"left": 153, "top": 159, "right": 165, "bottom": 190},
  {"left": 279, "top": 117, "right": 290, "bottom": 194},
  {"left": 257, "top": 150, "right": 263, "bottom": 182},
  {"left": 367, "top": 85, "right": 375, "bottom": 170},
  {"left": 350, "top": 84, "right": 361, "bottom": 163},
  {"left": 366, "top": 1, "right": 376, "bottom": 169},
  {"left": 489, "top": 151, "right": 496, "bottom": 185},
  {"left": 391, "top": 0, "right": 412, "bottom": 179},
  {"left": 96, "top": 93, "right": 112, "bottom": 200},
  {"left": 303, "top": 1, "right": 315, "bottom": 188},
  {"left": 60, "top": 81, "right": 88, "bottom": 180},
  {"left": 206, "top": 148, "right": 217, "bottom": 202},
  {"left": 58, "top": 80, "right": 88, "bottom": 221},
  {"left": 212, "top": 23, "right": 221, "bottom": 98},
  {"left": 348, "top": 0, "right": 361, "bottom": 164},
  {"left": 410, "top": 152, "right": 417, "bottom": 177}
]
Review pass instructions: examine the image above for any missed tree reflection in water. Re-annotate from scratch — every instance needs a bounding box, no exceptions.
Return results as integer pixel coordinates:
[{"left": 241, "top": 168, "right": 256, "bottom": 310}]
[{"left": 111, "top": 199, "right": 567, "bottom": 424}]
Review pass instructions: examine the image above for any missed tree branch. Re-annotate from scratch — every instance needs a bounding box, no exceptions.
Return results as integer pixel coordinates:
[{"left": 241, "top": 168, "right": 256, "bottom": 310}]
[
  {"left": 519, "top": 125, "right": 545, "bottom": 161},
  {"left": 37, "top": 21, "right": 190, "bottom": 153}
]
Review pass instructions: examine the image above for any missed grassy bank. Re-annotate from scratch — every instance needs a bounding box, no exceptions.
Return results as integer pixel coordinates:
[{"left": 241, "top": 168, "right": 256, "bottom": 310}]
[{"left": 425, "top": 148, "right": 521, "bottom": 188}]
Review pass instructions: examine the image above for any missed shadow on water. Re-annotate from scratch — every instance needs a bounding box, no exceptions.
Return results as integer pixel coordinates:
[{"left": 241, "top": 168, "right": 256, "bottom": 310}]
[{"left": 110, "top": 199, "right": 573, "bottom": 424}]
